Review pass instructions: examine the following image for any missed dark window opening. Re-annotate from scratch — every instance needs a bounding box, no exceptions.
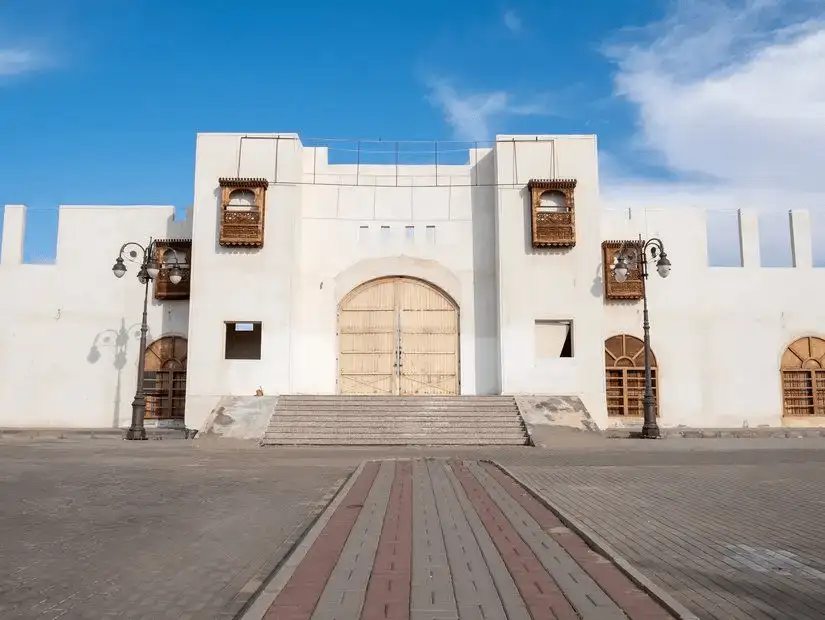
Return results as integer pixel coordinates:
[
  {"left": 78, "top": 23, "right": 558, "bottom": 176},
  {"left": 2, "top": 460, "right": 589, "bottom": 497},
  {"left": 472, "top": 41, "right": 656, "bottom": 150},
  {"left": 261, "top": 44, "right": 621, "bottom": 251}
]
[
  {"left": 560, "top": 328, "right": 573, "bottom": 358},
  {"left": 225, "top": 322, "right": 262, "bottom": 360}
]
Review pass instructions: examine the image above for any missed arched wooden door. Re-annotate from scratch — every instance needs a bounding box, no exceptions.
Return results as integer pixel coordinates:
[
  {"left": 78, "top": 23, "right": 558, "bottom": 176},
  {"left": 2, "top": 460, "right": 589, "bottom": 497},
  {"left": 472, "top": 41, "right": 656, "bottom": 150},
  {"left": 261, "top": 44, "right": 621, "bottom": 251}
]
[
  {"left": 605, "top": 334, "right": 658, "bottom": 417},
  {"left": 144, "top": 336, "right": 187, "bottom": 421},
  {"left": 338, "top": 277, "right": 459, "bottom": 395},
  {"left": 781, "top": 336, "right": 825, "bottom": 417}
]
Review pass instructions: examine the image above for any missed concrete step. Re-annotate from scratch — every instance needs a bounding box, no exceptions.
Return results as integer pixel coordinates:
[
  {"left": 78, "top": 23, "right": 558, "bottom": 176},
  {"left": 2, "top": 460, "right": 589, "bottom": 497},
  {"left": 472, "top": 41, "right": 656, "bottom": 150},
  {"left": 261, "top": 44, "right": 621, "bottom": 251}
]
[
  {"left": 265, "top": 429, "right": 528, "bottom": 438},
  {"left": 275, "top": 403, "right": 519, "bottom": 409},
  {"left": 264, "top": 430, "right": 524, "bottom": 443},
  {"left": 262, "top": 395, "right": 529, "bottom": 446},
  {"left": 271, "top": 414, "right": 520, "bottom": 422},
  {"left": 268, "top": 420, "right": 523, "bottom": 428},
  {"left": 277, "top": 396, "right": 517, "bottom": 402},
  {"left": 274, "top": 403, "right": 520, "bottom": 410},
  {"left": 264, "top": 420, "right": 527, "bottom": 428},
  {"left": 263, "top": 437, "right": 528, "bottom": 445}
]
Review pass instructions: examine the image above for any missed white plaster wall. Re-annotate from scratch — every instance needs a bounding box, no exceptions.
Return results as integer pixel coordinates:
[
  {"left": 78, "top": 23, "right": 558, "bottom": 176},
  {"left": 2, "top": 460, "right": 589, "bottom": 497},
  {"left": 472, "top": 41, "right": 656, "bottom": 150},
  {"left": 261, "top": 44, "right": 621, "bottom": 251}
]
[
  {"left": 494, "top": 135, "right": 609, "bottom": 425},
  {"left": 0, "top": 205, "right": 190, "bottom": 428},
  {"left": 293, "top": 146, "right": 500, "bottom": 395},
  {"left": 7, "top": 131, "right": 825, "bottom": 432},
  {"left": 185, "top": 134, "right": 305, "bottom": 429},
  {"left": 602, "top": 206, "right": 825, "bottom": 428}
]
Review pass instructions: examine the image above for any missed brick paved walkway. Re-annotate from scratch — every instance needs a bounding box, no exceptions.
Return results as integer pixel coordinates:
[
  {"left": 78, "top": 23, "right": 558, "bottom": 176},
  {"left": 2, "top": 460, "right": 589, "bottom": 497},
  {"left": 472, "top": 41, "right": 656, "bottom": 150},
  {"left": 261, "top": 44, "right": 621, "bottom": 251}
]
[
  {"left": 245, "top": 459, "right": 674, "bottom": 620},
  {"left": 502, "top": 461, "right": 825, "bottom": 620}
]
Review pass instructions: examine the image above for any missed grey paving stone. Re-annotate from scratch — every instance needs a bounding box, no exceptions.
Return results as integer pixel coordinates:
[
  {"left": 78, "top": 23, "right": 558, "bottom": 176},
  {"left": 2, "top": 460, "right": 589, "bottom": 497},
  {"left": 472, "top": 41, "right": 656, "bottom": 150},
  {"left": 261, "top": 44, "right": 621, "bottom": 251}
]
[
  {"left": 442, "top": 464, "right": 532, "bottom": 620},
  {"left": 0, "top": 441, "right": 353, "bottom": 619},
  {"left": 7, "top": 440, "right": 824, "bottom": 619},
  {"left": 411, "top": 460, "right": 458, "bottom": 616},
  {"left": 503, "top": 458, "right": 825, "bottom": 620},
  {"left": 426, "top": 461, "right": 509, "bottom": 619}
]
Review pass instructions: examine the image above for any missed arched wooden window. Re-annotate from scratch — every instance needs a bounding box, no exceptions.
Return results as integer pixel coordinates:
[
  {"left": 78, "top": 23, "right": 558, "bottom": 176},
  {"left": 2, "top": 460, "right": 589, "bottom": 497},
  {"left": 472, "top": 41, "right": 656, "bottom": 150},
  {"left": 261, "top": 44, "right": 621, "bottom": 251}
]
[
  {"left": 527, "top": 178, "right": 577, "bottom": 247},
  {"left": 605, "top": 334, "right": 658, "bottom": 417},
  {"left": 781, "top": 336, "right": 825, "bottom": 417},
  {"left": 144, "top": 336, "right": 188, "bottom": 421},
  {"left": 218, "top": 177, "right": 268, "bottom": 247},
  {"left": 227, "top": 189, "right": 257, "bottom": 209},
  {"left": 538, "top": 190, "right": 568, "bottom": 212}
]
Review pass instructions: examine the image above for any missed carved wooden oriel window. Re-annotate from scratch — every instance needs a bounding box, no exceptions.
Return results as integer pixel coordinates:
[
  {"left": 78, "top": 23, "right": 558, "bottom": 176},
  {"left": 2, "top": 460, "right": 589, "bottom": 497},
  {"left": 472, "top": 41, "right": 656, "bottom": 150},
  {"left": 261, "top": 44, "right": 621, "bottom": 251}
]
[
  {"left": 143, "top": 336, "right": 187, "bottom": 421},
  {"left": 602, "top": 240, "right": 644, "bottom": 301},
  {"left": 528, "top": 178, "right": 577, "bottom": 247},
  {"left": 218, "top": 177, "right": 268, "bottom": 247},
  {"left": 153, "top": 239, "right": 191, "bottom": 301},
  {"left": 605, "top": 334, "right": 659, "bottom": 417},
  {"left": 781, "top": 336, "right": 825, "bottom": 416}
]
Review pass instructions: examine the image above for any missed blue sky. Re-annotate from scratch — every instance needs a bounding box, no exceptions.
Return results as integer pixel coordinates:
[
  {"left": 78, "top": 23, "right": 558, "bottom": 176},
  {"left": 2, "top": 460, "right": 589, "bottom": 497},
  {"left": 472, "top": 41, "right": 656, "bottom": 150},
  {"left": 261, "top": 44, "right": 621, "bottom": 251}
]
[{"left": 2, "top": 0, "right": 824, "bottom": 263}]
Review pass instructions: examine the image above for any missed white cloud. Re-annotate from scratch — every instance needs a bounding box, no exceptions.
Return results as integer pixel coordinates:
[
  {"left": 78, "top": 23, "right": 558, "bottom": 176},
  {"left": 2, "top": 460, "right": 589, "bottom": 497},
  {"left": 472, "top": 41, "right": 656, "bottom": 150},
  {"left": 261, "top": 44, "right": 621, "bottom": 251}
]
[
  {"left": 426, "top": 78, "right": 549, "bottom": 142},
  {"left": 601, "top": 0, "right": 825, "bottom": 263},
  {"left": 603, "top": 0, "right": 825, "bottom": 201},
  {"left": 503, "top": 10, "right": 522, "bottom": 34},
  {"left": 0, "top": 47, "right": 46, "bottom": 77}
]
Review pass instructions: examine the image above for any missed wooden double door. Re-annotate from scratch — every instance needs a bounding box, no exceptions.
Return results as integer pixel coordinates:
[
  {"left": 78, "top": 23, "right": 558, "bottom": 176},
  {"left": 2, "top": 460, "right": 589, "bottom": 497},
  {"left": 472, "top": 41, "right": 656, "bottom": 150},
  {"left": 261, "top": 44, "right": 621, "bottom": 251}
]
[{"left": 337, "top": 277, "right": 459, "bottom": 396}]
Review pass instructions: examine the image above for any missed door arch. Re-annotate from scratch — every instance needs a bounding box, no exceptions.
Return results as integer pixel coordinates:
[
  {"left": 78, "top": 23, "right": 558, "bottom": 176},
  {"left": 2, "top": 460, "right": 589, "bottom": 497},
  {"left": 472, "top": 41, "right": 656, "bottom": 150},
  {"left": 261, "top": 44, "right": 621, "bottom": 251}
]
[
  {"left": 604, "top": 334, "right": 659, "bottom": 417},
  {"left": 337, "top": 276, "right": 459, "bottom": 395},
  {"left": 781, "top": 336, "right": 825, "bottom": 417},
  {"left": 144, "top": 335, "right": 188, "bottom": 421}
]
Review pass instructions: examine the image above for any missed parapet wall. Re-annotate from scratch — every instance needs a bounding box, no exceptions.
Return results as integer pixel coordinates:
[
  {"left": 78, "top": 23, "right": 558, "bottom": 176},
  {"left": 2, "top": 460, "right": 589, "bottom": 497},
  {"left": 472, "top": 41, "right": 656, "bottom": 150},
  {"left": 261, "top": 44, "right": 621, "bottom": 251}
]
[
  {"left": 602, "top": 206, "right": 825, "bottom": 428},
  {"left": 0, "top": 204, "right": 191, "bottom": 429},
  {"left": 603, "top": 206, "right": 822, "bottom": 270},
  {"left": 1, "top": 204, "right": 192, "bottom": 265}
]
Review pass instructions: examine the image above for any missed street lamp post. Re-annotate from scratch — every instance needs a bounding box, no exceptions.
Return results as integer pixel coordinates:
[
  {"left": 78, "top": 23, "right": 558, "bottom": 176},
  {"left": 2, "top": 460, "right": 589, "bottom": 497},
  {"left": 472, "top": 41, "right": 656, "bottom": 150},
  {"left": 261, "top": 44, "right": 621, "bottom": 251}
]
[
  {"left": 612, "top": 235, "right": 672, "bottom": 439},
  {"left": 111, "top": 239, "right": 184, "bottom": 440}
]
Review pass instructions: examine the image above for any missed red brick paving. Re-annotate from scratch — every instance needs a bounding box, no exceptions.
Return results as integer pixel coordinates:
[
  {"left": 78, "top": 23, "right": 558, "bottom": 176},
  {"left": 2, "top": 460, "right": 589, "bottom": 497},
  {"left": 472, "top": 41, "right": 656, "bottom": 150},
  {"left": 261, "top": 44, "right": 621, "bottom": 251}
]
[
  {"left": 361, "top": 461, "right": 414, "bottom": 620},
  {"left": 481, "top": 462, "right": 674, "bottom": 620},
  {"left": 263, "top": 461, "right": 381, "bottom": 620},
  {"left": 449, "top": 461, "right": 579, "bottom": 620},
  {"left": 258, "top": 459, "right": 674, "bottom": 620}
]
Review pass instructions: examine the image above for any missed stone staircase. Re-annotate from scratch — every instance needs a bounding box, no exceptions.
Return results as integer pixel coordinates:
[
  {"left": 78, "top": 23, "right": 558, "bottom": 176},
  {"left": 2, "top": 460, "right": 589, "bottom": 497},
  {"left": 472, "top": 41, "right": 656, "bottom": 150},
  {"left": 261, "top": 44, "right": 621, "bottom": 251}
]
[{"left": 261, "top": 395, "right": 530, "bottom": 446}]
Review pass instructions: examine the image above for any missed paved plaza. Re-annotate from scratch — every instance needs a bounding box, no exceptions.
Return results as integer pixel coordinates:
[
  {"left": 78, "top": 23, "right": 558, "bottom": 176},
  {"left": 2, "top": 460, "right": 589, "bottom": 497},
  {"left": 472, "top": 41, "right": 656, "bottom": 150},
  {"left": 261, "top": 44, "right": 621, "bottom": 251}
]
[
  {"left": 0, "top": 441, "right": 354, "bottom": 619},
  {"left": 1, "top": 437, "right": 825, "bottom": 619},
  {"left": 498, "top": 449, "right": 825, "bottom": 620}
]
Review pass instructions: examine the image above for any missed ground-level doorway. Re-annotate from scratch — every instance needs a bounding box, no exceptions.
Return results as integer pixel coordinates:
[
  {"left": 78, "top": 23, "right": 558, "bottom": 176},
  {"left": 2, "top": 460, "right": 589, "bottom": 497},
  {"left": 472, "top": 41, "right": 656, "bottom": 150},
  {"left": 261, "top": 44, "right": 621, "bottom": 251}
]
[
  {"left": 144, "top": 335, "right": 187, "bottom": 422},
  {"left": 337, "top": 276, "right": 459, "bottom": 395}
]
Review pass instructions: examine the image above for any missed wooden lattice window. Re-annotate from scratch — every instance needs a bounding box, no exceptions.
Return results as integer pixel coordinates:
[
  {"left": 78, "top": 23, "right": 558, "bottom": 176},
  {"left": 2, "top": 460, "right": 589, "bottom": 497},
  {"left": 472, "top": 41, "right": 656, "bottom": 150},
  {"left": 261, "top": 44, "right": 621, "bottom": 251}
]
[
  {"left": 528, "top": 179, "right": 577, "bottom": 247},
  {"left": 781, "top": 336, "right": 825, "bottom": 417},
  {"left": 144, "top": 336, "right": 187, "bottom": 421},
  {"left": 605, "top": 334, "right": 659, "bottom": 417},
  {"left": 602, "top": 240, "right": 644, "bottom": 300},
  {"left": 218, "top": 177, "right": 268, "bottom": 247},
  {"left": 153, "top": 239, "right": 191, "bottom": 301}
]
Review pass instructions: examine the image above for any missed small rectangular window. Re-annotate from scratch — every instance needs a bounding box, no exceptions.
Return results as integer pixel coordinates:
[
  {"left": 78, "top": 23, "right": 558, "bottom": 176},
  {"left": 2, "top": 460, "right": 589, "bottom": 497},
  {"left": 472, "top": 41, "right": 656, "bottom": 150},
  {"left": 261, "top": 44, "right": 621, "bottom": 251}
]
[
  {"left": 225, "top": 321, "right": 262, "bottom": 360},
  {"left": 405, "top": 225, "right": 415, "bottom": 241},
  {"left": 380, "top": 225, "right": 391, "bottom": 240},
  {"left": 426, "top": 225, "right": 436, "bottom": 244},
  {"left": 535, "top": 320, "right": 573, "bottom": 359},
  {"left": 358, "top": 225, "right": 369, "bottom": 242}
]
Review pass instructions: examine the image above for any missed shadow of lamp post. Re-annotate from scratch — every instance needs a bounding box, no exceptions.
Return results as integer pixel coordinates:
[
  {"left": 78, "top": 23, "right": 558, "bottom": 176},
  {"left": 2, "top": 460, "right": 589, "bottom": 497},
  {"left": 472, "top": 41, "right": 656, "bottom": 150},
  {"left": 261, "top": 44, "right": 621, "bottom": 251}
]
[
  {"left": 612, "top": 236, "right": 672, "bottom": 439},
  {"left": 88, "top": 321, "right": 142, "bottom": 429},
  {"left": 111, "top": 239, "right": 185, "bottom": 440}
]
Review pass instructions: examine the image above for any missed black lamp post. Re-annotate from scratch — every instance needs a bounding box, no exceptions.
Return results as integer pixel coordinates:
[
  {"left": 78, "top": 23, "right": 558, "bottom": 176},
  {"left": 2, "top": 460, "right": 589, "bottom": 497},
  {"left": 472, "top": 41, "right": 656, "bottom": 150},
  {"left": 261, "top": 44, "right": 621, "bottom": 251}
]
[
  {"left": 612, "top": 236, "right": 672, "bottom": 439},
  {"left": 111, "top": 239, "right": 184, "bottom": 440}
]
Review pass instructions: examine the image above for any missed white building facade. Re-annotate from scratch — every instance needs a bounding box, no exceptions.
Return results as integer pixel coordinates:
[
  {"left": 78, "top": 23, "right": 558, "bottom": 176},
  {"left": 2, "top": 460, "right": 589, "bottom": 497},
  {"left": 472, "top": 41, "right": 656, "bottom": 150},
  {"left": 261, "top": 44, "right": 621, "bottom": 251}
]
[{"left": 1, "top": 132, "right": 823, "bottom": 432}]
